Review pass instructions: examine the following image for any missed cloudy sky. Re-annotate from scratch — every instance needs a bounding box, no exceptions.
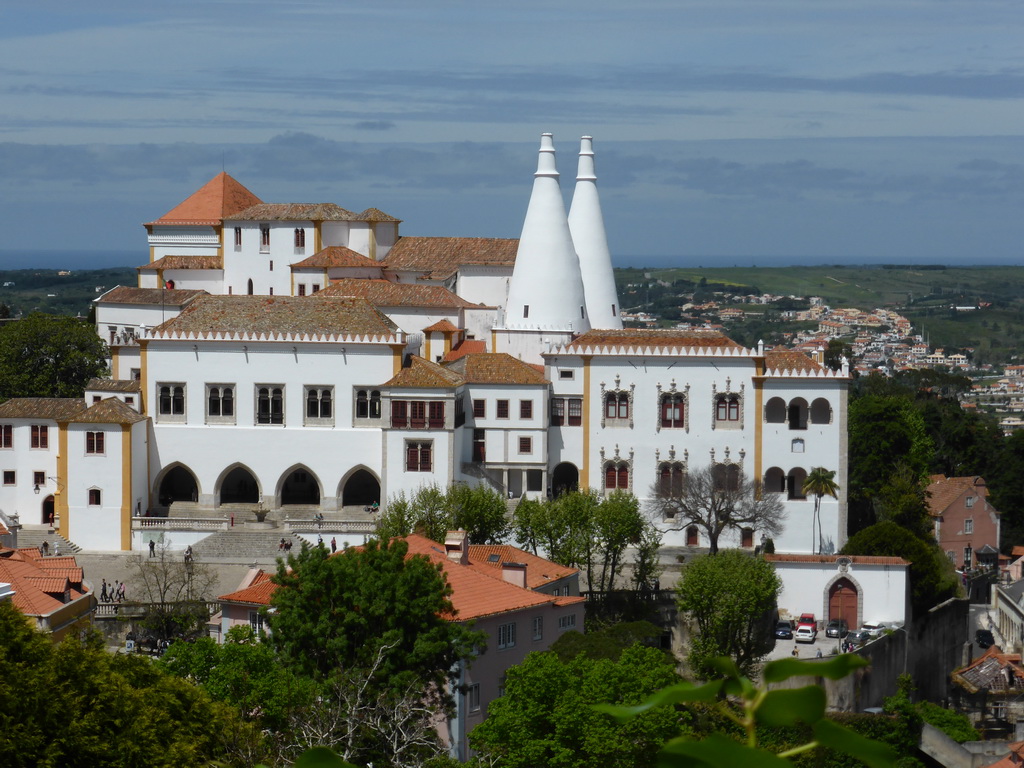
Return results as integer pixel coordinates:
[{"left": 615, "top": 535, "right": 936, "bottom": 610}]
[{"left": 1, "top": 0, "right": 1023, "bottom": 267}]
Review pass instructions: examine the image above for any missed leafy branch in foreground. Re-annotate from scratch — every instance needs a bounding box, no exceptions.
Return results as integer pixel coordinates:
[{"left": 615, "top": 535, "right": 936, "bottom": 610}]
[{"left": 596, "top": 655, "right": 898, "bottom": 768}]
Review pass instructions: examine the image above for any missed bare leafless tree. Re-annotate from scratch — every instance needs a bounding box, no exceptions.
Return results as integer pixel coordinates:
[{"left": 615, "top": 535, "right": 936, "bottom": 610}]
[
  {"left": 648, "top": 464, "right": 785, "bottom": 555},
  {"left": 125, "top": 541, "right": 219, "bottom": 642}
]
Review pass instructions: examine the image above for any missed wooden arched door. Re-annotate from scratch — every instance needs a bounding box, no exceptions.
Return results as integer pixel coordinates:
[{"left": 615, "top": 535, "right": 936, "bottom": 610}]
[{"left": 828, "top": 577, "right": 858, "bottom": 630}]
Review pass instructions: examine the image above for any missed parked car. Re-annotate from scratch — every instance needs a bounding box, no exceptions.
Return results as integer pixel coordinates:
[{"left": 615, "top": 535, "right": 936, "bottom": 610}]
[
  {"left": 861, "top": 623, "right": 885, "bottom": 638},
  {"left": 976, "top": 629, "right": 995, "bottom": 649},
  {"left": 775, "top": 620, "right": 794, "bottom": 639},
  {"left": 825, "top": 619, "right": 849, "bottom": 638},
  {"left": 795, "top": 626, "right": 817, "bottom": 643},
  {"left": 797, "top": 613, "right": 816, "bottom": 630},
  {"left": 847, "top": 629, "right": 871, "bottom": 647}
]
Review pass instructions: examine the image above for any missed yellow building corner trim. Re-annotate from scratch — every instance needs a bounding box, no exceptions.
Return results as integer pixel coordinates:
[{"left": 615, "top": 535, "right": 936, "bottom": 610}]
[
  {"left": 139, "top": 341, "right": 149, "bottom": 414},
  {"left": 581, "top": 355, "right": 592, "bottom": 489},
  {"left": 444, "top": 331, "right": 453, "bottom": 355},
  {"left": 391, "top": 344, "right": 405, "bottom": 375},
  {"left": 56, "top": 424, "right": 69, "bottom": 538},
  {"left": 121, "top": 425, "right": 132, "bottom": 551},
  {"left": 490, "top": 330, "right": 497, "bottom": 354},
  {"left": 110, "top": 348, "right": 119, "bottom": 380}
]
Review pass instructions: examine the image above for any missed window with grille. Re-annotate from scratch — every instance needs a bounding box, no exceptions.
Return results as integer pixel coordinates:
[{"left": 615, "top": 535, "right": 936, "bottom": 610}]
[
  {"left": 605, "top": 462, "right": 629, "bottom": 491},
  {"left": 497, "top": 622, "right": 516, "bottom": 650},
  {"left": 207, "top": 385, "right": 235, "bottom": 423},
  {"left": 406, "top": 441, "right": 432, "bottom": 472},
  {"left": 520, "top": 400, "right": 533, "bottom": 419},
  {"left": 497, "top": 400, "right": 509, "bottom": 419},
  {"left": 31, "top": 425, "right": 49, "bottom": 449},
  {"left": 157, "top": 384, "right": 186, "bottom": 422},
  {"left": 660, "top": 394, "right": 685, "bottom": 429},
  {"left": 256, "top": 386, "right": 284, "bottom": 425},
  {"left": 86, "top": 431, "right": 105, "bottom": 454},
  {"left": 305, "top": 387, "right": 334, "bottom": 425}
]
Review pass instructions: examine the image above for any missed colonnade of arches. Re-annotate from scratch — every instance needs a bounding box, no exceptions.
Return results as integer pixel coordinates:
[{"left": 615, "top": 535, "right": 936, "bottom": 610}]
[
  {"left": 153, "top": 463, "right": 381, "bottom": 510},
  {"left": 764, "top": 397, "right": 832, "bottom": 430},
  {"left": 764, "top": 466, "right": 808, "bottom": 500}
]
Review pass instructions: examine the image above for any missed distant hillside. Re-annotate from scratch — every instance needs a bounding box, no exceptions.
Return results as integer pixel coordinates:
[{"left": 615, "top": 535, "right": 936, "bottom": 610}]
[
  {"left": 615, "top": 265, "right": 1024, "bottom": 366},
  {"left": 0, "top": 268, "right": 137, "bottom": 318}
]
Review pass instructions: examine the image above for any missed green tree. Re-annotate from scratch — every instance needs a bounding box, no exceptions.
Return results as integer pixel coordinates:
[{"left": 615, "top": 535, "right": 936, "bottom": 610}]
[
  {"left": 841, "top": 521, "right": 959, "bottom": 617},
  {"left": 0, "top": 312, "right": 108, "bottom": 400},
  {"left": 650, "top": 465, "right": 785, "bottom": 555},
  {"left": 676, "top": 550, "right": 781, "bottom": 678},
  {"left": 0, "top": 601, "right": 262, "bottom": 767},
  {"left": 379, "top": 483, "right": 509, "bottom": 544},
  {"left": 470, "top": 645, "right": 683, "bottom": 768},
  {"left": 268, "top": 538, "right": 484, "bottom": 694},
  {"left": 803, "top": 467, "right": 839, "bottom": 555},
  {"left": 550, "top": 621, "right": 667, "bottom": 663}
]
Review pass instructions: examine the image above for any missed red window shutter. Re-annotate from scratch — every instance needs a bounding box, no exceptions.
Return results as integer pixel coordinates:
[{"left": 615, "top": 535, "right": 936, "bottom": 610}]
[
  {"left": 605, "top": 464, "right": 616, "bottom": 489},
  {"left": 392, "top": 401, "right": 407, "bottom": 428},
  {"left": 617, "top": 466, "right": 629, "bottom": 489}
]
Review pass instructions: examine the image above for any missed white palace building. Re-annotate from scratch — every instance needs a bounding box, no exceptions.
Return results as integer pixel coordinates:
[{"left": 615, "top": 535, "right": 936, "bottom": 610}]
[{"left": 0, "top": 134, "right": 850, "bottom": 556}]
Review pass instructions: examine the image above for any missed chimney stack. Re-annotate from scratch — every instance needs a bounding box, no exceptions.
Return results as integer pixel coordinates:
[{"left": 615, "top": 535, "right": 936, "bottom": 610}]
[{"left": 444, "top": 530, "right": 470, "bottom": 565}]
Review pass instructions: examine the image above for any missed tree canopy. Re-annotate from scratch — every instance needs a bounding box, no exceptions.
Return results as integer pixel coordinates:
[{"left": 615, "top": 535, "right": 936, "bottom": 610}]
[
  {"left": 469, "top": 645, "right": 682, "bottom": 768},
  {"left": 378, "top": 483, "right": 510, "bottom": 544},
  {"left": 648, "top": 465, "right": 785, "bottom": 555},
  {"left": 675, "top": 550, "right": 781, "bottom": 678},
  {"left": 0, "top": 312, "right": 108, "bottom": 400},
  {"left": 268, "top": 538, "right": 483, "bottom": 694}
]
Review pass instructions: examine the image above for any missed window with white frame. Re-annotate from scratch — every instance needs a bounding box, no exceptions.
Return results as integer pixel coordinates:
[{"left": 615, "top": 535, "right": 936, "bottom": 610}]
[
  {"left": 2, "top": 471, "right": 14, "bottom": 485},
  {"left": 157, "top": 383, "right": 186, "bottom": 422},
  {"left": 259, "top": 224, "right": 270, "bottom": 253},
  {"left": 86, "top": 431, "right": 105, "bottom": 455},
  {"left": 1, "top": 425, "right": 12, "bottom": 448},
  {"left": 256, "top": 386, "right": 284, "bottom": 425},
  {"left": 605, "top": 392, "right": 629, "bottom": 422},
  {"left": 660, "top": 393, "right": 685, "bottom": 429},
  {"left": 964, "top": 546, "right": 973, "bottom": 568},
  {"left": 234, "top": 226, "right": 242, "bottom": 251},
  {"left": 715, "top": 394, "right": 741, "bottom": 425},
  {"left": 520, "top": 400, "right": 533, "bottom": 419},
  {"left": 966, "top": 496, "right": 975, "bottom": 508},
  {"left": 405, "top": 441, "right": 432, "bottom": 472},
  {"left": 207, "top": 385, "right": 235, "bottom": 424},
  {"left": 305, "top": 387, "right": 334, "bottom": 425},
  {"left": 532, "top": 616, "right": 543, "bottom": 641},
  {"left": 467, "top": 683, "right": 481, "bottom": 712},
  {"left": 964, "top": 518, "right": 974, "bottom": 535},
  {"left": 249, "top": 610, "right": 265, "bottom": 633},
  {"left": 604, "top": 461, "right": 629, "bottom": 491},
  {"left": 294, "top": 228, "right": 306, "bottom": 253},
  {"left": 88, "top": 488, "right": 102, "bottom": 506},
  {"left": 519, "top": 436, "right": 532, "bottom": 454},
  {"left": 497, "top": 622, "right": 516, "bottom": 650},
  {"left": 558, "top": 614, "right": 577, "bottom": 630}
]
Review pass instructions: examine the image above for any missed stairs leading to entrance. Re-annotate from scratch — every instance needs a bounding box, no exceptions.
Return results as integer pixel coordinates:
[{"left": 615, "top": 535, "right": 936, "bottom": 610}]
[
  {"left": 15, "top": 528, "right": 82, "bottom": 554},
  {"left": 190, "top": 529, "right": 307, "bottom": 563}
]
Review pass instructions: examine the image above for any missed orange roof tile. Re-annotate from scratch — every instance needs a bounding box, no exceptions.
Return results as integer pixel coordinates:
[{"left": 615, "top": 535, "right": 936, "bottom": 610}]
[
  {"left": 443, "top": 353, "right": 549, "bottom": 385},
  {"left": 765, "top": 348, "right": 825, "bottom": 373},
  {"left": 764, "top": 554, "right": 910, "bottom": 566},
  {"left": 468, "top": 544, "right": 577, "bottom": 589},
  {"left": 0, "top": 548, "right": 87, "bottom": 618},
  {"left": 0, "top": 398, "right": 84, "bottom": 420},
  {"left": 423, "top": 319, "right": 460, "bottom": 333},
  {"left": 442, "top": 339, "right": 487, "bottom": 363},
  {"left": 385, "top": 237, "right": 519, "bottom": 280},
  {"left": 563, "top": 328, "right": 743, "bottom": 353},
  {"left": 138, "top": 255, "right": 223, "bottom": 271},
  {"left": 72, "top": 397, "right": 147, "bottom": 425},
  {"left": 231, "top": 203, "right": 357, "bottom": 221},
  {"left": 926, "top": 475, "right": 991, "bottom": 518},
  {"left": 356, "top": 207, "right": 401, "bottom": 222},
  {"left": 86, "top": 378, "right": 141, "bottom": 394},
  {"left": 318, "top": 279, "right": 480, "bottom": 309},
  {"left": 384, "top": 356, "right": 464, "bottom": 388},
  {"left": 148, "top": 172, "right": 262, "bottom": 226},
  {"left": 291, "top": 247, "right": 383, "bottom": 269},
  {"left": 96, "top": 286, "right": 207, "bottom": 307}
]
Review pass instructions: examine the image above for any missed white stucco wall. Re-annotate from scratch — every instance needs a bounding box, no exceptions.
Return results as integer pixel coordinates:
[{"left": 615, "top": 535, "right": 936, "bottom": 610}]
[{"left": 772, "top": 558, "right": 909, "bottom": 628}]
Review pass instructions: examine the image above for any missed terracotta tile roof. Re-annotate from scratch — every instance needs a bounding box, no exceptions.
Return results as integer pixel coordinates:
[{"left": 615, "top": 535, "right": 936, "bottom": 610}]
[
  {"left": 926, "top": 475, "right": 991, "bottom": 518},
  {"left": 765, "top": 348, "right": 825, "bottom": 373},
  {"left": 86, "top": 379, "right": 141, "bottom": 393},
  {"left": 151, "top": 295, "right": 400, "bottom": 340},
  {"left": 231, "top": 203, "right": 357, "bottom": 222},
  {"left": 1012, "top": 546, "right": 1024, "bottom": 558},
  {"left": 443, "top": 353, "right": 549, "bottom": 385},
  {"left": 139, "top": 255, "right": 223, "bottom": 271},
  {"left": 423, "top": 319, "right": 460, "bottom": 333},
  {"left": 384, "top": 356, "right": 464, "bottom": 388},
  {"left": 317, "top": 279, "right": 480, "bottom": 309},
  {"left": 468, "top": 544, "right": 577, "bottom": 589},
  {"left": 72, "top": 397, "right": 147, "bottom": 425},
  {"left": 356, "top": 207, "right": 401, "bottom": 222},
  {"left": 0, "top": 398, "right": 84, "bottom": 420},
  {"left": 764, "top": 554, "right": 910, "bottom": 566},
  {"left": 385, "top": 237, "right": 519, "bottom": 280},
  {"left": 96, "top": 286, "right": 207, "bottom": 307},
  {"left": 291, "top": 247, "right": 383, "bottom": 269},
  {"left": 562, "top": 328, "right": 743, "bottom": 353},
  {"left": 984, "top": 740, "right": 1024, "bottom": 768},
  {"left": 219, "top": 535, "right": 582, "bottom": 623},
  {"left": 442, "top": 339, "right": 487, "bottom": 363},
  {"left": 147, "top": 172, "right": 263, "bottom": 226},
  {"left": 953, "top": 645, "right": 1024, "bottom": 694},
  {"left": 0, "top": 548, "right": 87, "bottom": 618}
]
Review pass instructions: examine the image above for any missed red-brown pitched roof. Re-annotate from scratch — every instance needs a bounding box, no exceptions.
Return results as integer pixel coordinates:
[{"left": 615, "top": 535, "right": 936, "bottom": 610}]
[
  {"left": 384, "top": 356, "right": 464, "bottom": 388},
  {"left": 926, "top": 475, "right": 992, "bottom": 518},
  {"left": 317, "top": 279, "right": 480, "bottom": 309},
  {"left": 385, "top": 237, "right": 519, "bottom": 280},
  {"left": 138, "top": 255, "right": 224, "bottom": 271},
  {"left": 96, "top": 286, "right": 208, "bottom": 307},
  {"left": 442, "top": 339, "right": 487, "bottom": 363},
  {"left": 0, "top": 398, "right": 85, "bottom": 421},
  {"left": 291, "top": 247, "right": 383, "bottom": 269},
  {"left": 562, "top": 328, "right": 743, "bottom": 353},
  {"left": 443, "top": 353, "right": 549, "bottom": 385},
  {"left": 72, "top": 397, "right": 147, "bottom": 425},
  {"left": 231, "top": 203, "right": 357, "bottom": 222},
  {"left": 423, "top": 319, "right": 460, "bottom": 333},
  {"left": 764, "top": 554, "right": 910, "bottom": 566},
  {"left": 765, "top": 348, "right": 825, "bottom": 373},
  {"left": 147, "top": 172, "right": 262, "bottom": 226},
  {"left": 0, "top": 548, "right": 87, "bottom": 617}
]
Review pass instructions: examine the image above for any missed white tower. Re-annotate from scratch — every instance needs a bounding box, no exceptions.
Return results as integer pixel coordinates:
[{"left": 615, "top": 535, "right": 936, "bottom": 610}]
[
  {"left": 497, "top": 133, "right": 590, "bottom": 363},
  {"left": 568, "top": 136, "right": 623, "bottom": 330}
]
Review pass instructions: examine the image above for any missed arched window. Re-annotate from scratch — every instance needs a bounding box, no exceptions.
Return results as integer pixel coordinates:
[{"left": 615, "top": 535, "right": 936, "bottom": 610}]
[
  {"left": 810, "top": 398, "right": 832, "bottom": 424},
  {"left": 658, "top": 462, "right": 685, "bottom": 497},
  {"left": 765, "top": 397, "right": 786, "bottom": 423},
  {"left": 247, "top": 278, "right": 254, "bottom": 295},
  {"left": 787, "top": 467, "right": 808, "bottom": 500},
  {"left": 257, "top": 386, "right": 284, "bottom": 425},
  {"left": 788, "top": 398, "right": 808, "bottom": 430},
  {"left": 716, "top": 395, "right": 740, "bottom": 424},
  {"left": 356, "top": 390, "right": 369, "bottom": 418},
  {"left": 605, "top": 392, "right": 629, "bottom": 421},
  {"left": 764, "top": 467, "right": 786, "bottom": 493},
  {"left": 369, "top": 390, "right": 381, "bottom": 418},
  {"left": 713, "top": 463, "right": 740, "bottom": 492}
]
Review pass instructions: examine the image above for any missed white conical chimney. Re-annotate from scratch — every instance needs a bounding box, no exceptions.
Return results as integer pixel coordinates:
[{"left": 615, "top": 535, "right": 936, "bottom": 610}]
[
  {"left": 569, "top": 136, "right": 622, "bottom": 330},
  {"left": 503, "top": 134, "right": 590, "bottom": 336}
]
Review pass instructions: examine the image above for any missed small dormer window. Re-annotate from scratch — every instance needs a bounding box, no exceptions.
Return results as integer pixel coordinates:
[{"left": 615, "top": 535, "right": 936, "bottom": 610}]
[{"left": 523, "top": 305, "right": 529, "bottom": 318}]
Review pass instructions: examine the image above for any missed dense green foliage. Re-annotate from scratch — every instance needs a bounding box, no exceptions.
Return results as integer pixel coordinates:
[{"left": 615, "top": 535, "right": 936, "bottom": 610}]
[
  {"left": 379, "top": 483, "right": 510, "bottom": 544},
  {"left": 841, "top": 521, "right": 958, "bottom": 617},
  {"left": 513, "top": 490, "right": 662, "bottom": 595},
  {"left": 0, "top": 312, "right": 108, "bottom": 400},
  {"left": 0, "top": 601, "right": 259, "bottom": 768},
  {"left": 550, "top": 621, "right": 667, "bottom": 663},
  {"left": 269, "top": 538, "right": 483, "bottom": 692},
  {"left": 676, "top": 550, "right": 781, "bottom": 677},
  {"left": 915, "top": 701, "right": 978, "bottom": 744},
  {"left": 470, "top": 645, "right": 684, "bottom": 768}
]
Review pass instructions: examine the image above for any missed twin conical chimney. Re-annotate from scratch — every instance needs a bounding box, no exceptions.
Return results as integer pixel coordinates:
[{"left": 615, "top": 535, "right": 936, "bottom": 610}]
[{"left": 568, "top": 136, "right": 623, "bottom": 330}]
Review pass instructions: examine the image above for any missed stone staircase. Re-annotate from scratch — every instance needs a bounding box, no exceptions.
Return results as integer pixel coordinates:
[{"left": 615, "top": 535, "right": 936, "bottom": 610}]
[
  {"left": 190, "top": 529, "right": 307, "bottom": 563},
  {"left": 15, "top": 528, "right": 82, "bottom": 554}
]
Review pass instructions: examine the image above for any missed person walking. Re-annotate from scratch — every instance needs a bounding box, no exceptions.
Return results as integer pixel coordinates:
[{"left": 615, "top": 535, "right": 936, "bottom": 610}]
[
  {"left": 149, "top": 539, "right": 156, "bottom": 557},
  {"left": 116, "top": 580, "right": 126, "bottom": 602},
  {"left": 53, "top": 543, "right": 60, "bottom": 557},
  {"left": 100, "top": 579, "right": 109, "bottom": 603},
  {"left": 41, "top": 540, "right": 49, "bottom": 556},
  {"left": 331, "top": 537, "right": 337, "bottom": 553}
]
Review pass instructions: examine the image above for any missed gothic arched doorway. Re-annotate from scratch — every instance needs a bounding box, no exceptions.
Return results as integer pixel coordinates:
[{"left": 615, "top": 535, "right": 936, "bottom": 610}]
[
  {"left": 220, "top": 467, "right": 259, "bottom": 504},
  {"left": 342, "top": 469, "right": 380, "bottom": 507},
  {"left": 41, "top": 495, "right": 54, "bottom": 526},
  {"left": 158, "top": 466, "right": 199, "bottom": 506},
  {"left": 281, "top": 468, "right": 321, "bottom": 505}
]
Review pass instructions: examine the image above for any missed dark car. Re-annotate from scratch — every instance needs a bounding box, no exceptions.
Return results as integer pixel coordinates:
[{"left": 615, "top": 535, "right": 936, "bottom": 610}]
[
  {"left": 976, "top": 629, "right": 995, "bottom": 649},
  {"left": 847, "top": 629, "right": 871, "bottom": 647},
  {"left": 775, "top": 620, "right": 794, "bottom": 639},
  {"left": 825, "top": 619, "right": 849, "bottom": 638}
]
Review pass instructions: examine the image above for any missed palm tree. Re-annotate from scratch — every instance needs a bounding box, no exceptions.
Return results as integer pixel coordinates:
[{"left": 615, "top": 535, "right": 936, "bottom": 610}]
[{"left": 803, "top": 467, "right": 839, "bottom": 554}]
